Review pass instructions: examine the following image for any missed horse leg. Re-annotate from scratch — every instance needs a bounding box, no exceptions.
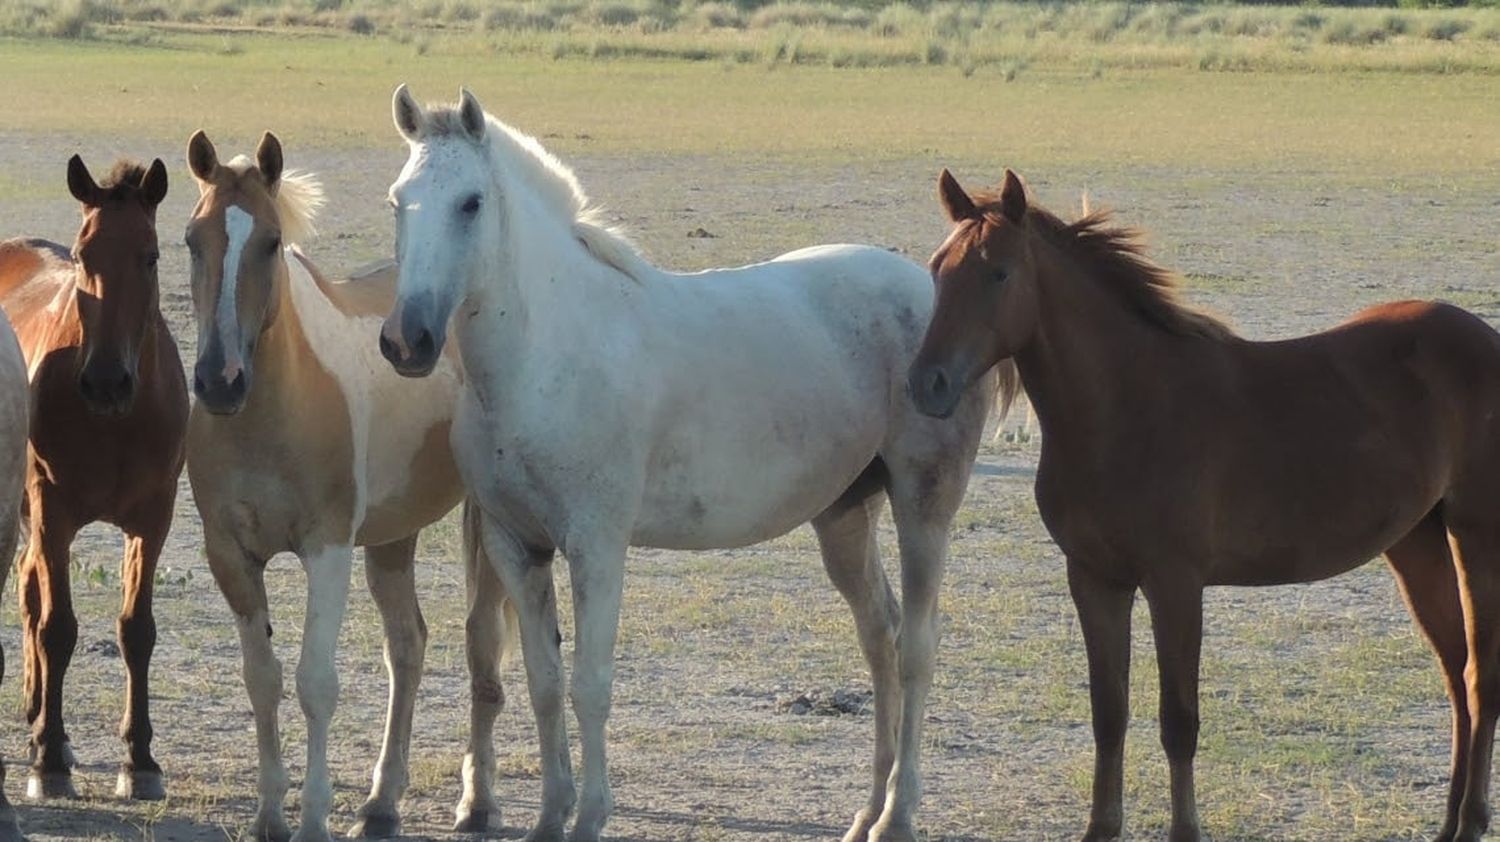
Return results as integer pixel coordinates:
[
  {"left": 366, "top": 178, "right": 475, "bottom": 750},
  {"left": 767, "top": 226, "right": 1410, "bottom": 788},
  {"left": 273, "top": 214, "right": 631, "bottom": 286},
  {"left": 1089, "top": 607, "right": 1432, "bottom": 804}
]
[
  {"left": 24, "top": 485, "right": 80, "bottom": 801},
  {"left": 1387, "top": 510, "right": 1469, "bottom": 842},
  {"left": 1141, "top": 577, "right": 1205, "bottom": 842},
  {"left": 478, "top": 512, "right": 572, "bottom": 842},
  {"left": 115, "top": 493, "right": 174, "bottom": 800},
  {"left": 0, "top": 497, "right": 22, "bottom": 842},
  {"left": 205, "top": 531, "right": 289, "bottom": 842},
  {"left": 1067, "top": 559, "right": 1135, "bottom": 842},
  {"left": 455, "top": 499, "right": 514, "bottom": 833},
  {"left": 812, "top": 469, "right": 899, "bottom": 842},
  {"left": 293, "top": 544, "right": 354, "bottom": 842},
  {"left": 349, "top": 535, "right": 425, "bottom": 838},
  {"left": 566, "top": 534, "right": 628, "bottom": 842},
  {"left": 1449, "top": 519, "right": 1500, "bottom": 842}
]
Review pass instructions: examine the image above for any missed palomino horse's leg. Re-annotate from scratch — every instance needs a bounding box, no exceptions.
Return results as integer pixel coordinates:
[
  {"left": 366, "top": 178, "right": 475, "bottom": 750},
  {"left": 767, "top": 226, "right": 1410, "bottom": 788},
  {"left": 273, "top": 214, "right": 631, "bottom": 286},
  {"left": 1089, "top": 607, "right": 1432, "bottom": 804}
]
[
  {"left": 565, "top": 537, "right": 628, "bottom": 842},
  {"left": 294, "top": 544, "right": 355, "bottom": 842},
  {"left": 205, "top": 532, "right": 290, "bottom": 842},
  {"left": 478, "top": 513, "right": 573, "bottom": 842},
  {"left": 1141, "top": 577, "right": 1205, "bottom": 842},
  {"left": 1449, "top": 521, "right": 1500, "bottom": 842},
  {"left": 21, "top": 484, "right": 81, "bottom": 800},
  {"left": 1066, "top": 558, "right": 1135, "bottom": 842},
  {"left": 811, "top": 476, "right": 899, "bottom": 842},
  {"left": 1386, "top": 511, "right": 1469, "bottom": 842},
  {"left": 456, "top": 499, "right": 513, "bottom": 833},
  {"left": 349, "top": 535, "right": 426, "bottom": 839},
  {"left": 115, "top": 494, "right": 175, "bottom": 800}
]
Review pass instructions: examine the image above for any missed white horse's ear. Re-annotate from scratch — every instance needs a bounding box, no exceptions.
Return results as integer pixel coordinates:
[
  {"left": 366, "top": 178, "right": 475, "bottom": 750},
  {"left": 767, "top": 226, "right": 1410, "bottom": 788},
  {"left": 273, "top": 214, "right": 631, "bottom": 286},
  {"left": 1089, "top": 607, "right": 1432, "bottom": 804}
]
[
  {"left": 393, "top": 83, "right": 424, "bottom": 142},
  {"left": 458, "top": 87, "right": 486, "bottom": 142}
]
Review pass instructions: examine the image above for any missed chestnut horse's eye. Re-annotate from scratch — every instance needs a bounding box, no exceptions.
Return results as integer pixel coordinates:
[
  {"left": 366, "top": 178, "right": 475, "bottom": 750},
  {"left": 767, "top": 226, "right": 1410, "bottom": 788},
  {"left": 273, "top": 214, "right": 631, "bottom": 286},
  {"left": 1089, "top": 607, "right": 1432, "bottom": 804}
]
[
  {"left": 146, "top": 252, "right": 159, "bottom": 269},
  {"left": 994, "top": 268, "right": 1009, "bottom": 283}
]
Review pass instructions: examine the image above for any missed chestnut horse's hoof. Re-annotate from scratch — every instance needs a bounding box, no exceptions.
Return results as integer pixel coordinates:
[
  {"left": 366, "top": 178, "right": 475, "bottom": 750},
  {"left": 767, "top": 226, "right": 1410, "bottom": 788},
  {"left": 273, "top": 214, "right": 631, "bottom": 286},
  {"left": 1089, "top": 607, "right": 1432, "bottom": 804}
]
[
  {"left": 116, "top": 768, "right": 165, "bottom": 800},
  {"left": 25, "top": 770, "right": 77, "bottom": 800},
  {"left": 453, "top": 806, "right": 495, "bottom": 833}
]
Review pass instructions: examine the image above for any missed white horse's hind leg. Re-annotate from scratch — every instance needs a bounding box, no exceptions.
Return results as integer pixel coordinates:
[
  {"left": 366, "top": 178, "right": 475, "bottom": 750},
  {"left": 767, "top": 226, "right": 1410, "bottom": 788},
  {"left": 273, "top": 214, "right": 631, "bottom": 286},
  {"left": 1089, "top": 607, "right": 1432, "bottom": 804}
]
[
  {"left": 811, "top": 467, "right": 901, "bottom": 842},
  {"left": 350, "top": 535, "right": 426, "bottom": 839},
  {"left": 456, "top": 501, "right": 514, "bottom": 833},
  {"left": 293, "top": 545, "right": 354, "bottom": 842},
  {"left": 565, "top": 539, "right": 626, "bottom": 842}
]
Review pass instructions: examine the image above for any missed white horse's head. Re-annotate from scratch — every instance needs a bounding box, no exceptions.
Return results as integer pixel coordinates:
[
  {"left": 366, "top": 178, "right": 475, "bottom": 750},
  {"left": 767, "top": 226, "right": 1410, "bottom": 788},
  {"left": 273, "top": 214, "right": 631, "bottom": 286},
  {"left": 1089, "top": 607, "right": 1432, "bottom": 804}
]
[{"left": 380, "top": 84, "right": 496, "bottom": 377}]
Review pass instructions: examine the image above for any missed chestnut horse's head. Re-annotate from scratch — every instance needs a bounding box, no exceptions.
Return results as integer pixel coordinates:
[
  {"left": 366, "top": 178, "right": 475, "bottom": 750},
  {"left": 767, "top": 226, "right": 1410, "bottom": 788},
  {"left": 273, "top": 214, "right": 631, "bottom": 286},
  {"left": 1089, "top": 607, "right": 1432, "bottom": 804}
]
[
  {"left": 66, "top": 155, "right": 169, "bottom": 416},
  {"left": 909, "top": 168, "right": 1039, "bottom": 419}
]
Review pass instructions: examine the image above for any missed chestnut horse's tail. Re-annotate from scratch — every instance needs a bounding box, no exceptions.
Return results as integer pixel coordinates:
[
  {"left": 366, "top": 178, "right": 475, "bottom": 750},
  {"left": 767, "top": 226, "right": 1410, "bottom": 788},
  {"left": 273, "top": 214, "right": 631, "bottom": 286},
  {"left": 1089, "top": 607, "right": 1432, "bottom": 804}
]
[{"left": 462, "top": 496, "right": 519, "bottom": 668}]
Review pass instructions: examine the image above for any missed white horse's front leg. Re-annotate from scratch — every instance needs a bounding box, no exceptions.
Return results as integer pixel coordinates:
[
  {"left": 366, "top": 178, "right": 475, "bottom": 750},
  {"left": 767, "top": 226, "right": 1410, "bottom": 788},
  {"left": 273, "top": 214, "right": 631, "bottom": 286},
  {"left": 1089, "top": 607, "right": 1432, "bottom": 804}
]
[
  {"left": 565, "top": 541, "right": 626, "bottom": 842},
  {"left": 293, "top": 545, "right": 354, "bottom": 842}
]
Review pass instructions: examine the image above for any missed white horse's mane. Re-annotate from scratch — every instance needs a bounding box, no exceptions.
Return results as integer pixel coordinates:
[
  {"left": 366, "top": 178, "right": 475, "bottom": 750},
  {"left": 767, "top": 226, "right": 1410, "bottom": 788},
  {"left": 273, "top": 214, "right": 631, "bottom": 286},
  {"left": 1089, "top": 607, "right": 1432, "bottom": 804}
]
[{"left": 226, "top": 155, "right": 324, "bottom": 246}]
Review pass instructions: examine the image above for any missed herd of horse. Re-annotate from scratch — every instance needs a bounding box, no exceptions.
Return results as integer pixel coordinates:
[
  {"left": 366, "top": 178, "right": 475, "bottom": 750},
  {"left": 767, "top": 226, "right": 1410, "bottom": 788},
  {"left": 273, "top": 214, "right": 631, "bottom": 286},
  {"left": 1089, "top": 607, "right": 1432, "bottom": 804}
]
[{"left": 0, "top": 85, "right": 1493, "bottom": 842}]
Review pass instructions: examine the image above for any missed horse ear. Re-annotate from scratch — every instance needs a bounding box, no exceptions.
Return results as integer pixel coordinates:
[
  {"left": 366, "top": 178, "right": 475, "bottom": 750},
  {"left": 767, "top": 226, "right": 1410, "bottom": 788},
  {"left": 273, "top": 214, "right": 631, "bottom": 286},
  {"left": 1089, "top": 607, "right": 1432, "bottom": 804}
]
[
  {"left": 937, "top": 168, "right": 977, "bottom": 222},
  {"left": 999, "top": 169, "right": 1027, "bottom": 223},
  {"left": 458, "top": 87, "right": 486, "bottom": 142},
  {"left": 187, "top": 130, "right": 219, "bottom": 182},
  {"left": 255, "top": 132, "right": 283, "bottom": 191},
  {"left": 67, "top": 154, "right": 101, "bottom": 206},
  {"left": 140, "top": 159, "right": 169, "bottom": 207},
  {"left": 393, "top": 83, "right": 424, "bottom": 141}
]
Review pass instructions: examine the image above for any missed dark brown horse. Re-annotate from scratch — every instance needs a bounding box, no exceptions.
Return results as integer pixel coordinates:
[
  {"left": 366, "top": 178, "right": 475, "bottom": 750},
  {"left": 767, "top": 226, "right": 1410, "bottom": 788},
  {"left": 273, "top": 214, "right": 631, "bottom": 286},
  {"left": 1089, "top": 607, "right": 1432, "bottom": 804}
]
[
  {"left": 0, "top": 156, "right": 188, "bottom": 802},
  {"left": 908, "top": 169, "right": 1500, "bottom": 842}
]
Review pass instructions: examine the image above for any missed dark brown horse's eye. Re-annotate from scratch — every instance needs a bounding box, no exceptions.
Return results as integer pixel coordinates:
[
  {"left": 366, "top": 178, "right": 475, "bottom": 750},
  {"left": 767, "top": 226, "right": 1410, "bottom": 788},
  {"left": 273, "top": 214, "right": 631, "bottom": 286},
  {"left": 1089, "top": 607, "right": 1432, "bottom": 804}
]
[{"left": 994, "top": 268, "right": 1009, "bottom": 283}]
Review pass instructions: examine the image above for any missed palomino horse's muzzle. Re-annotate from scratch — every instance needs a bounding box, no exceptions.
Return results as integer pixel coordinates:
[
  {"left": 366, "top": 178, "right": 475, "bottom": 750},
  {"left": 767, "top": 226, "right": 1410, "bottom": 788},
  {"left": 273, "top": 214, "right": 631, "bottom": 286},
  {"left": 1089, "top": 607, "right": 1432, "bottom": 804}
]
[
  {"left": 380, "top": 295, "right": 445, "bottom": 378},
  {"left": 193, "top": 355, "right": 249, "bottom": 415}
]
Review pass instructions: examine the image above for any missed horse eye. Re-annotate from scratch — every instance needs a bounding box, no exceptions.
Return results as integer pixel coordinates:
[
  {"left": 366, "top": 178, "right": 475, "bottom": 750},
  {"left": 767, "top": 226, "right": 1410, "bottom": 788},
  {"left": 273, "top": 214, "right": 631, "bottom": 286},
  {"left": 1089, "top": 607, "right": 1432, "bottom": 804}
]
[
  {"left": 994, "top": 268, "right": 1009, "bottom": 283},
  {"left": 266, "top": 237, "right": 281, "bottom": 255},
  {"left": 461, "top": 194, "right": 481, "bottom": 215},
  {"left": 147, "top": 252, "right": 159, "bottom": 268}
]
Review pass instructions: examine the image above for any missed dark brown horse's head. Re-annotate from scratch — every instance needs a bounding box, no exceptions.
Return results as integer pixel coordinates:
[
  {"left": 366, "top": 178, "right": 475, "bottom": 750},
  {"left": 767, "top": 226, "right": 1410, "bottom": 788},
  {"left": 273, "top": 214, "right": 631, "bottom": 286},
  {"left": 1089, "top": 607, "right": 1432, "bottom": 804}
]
[
  {"left": 67, "top": 155, "right": 169, "bottom": 416},
  {"left": 909, "top": 168, "right": 1039, "bottom": 419}
]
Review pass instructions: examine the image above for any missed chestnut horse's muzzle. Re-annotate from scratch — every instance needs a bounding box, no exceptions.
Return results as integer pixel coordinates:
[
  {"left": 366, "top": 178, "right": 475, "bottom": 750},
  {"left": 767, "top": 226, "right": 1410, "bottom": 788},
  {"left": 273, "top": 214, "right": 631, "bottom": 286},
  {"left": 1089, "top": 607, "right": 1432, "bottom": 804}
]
[{"left": 78, "top": 356, "right": 136, "bottom": 417}]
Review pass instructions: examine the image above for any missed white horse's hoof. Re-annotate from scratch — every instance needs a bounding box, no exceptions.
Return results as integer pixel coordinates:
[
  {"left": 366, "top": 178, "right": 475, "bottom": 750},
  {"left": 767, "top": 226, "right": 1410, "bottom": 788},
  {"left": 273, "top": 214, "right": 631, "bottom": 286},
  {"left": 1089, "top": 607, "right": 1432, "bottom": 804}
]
[
  {"left": 522, "top": 820, "right": 567, "bottom": 842},
  {"left": 251, "top": 811, "right": 293, "bottom": 842},
  {"left": 868, "top": 816, "right": 918, "bottom": 842},
  {"left": 290, "top": 826, "right": 334, "bottom": 842},
  {"left": 349, "top": 804, "right": 401, "bottom": 838},
  {"left": 25, "top": 771, "right": 77, "bottom": 800},
  {"left": 841, "top": 808, "right": 879, "bottom": 842},
  {"left": 117, "top": 768, "right": 166, "bottom": 800},
  {"left": 453, "top": 804, "right": 497, "bottom": 833}
]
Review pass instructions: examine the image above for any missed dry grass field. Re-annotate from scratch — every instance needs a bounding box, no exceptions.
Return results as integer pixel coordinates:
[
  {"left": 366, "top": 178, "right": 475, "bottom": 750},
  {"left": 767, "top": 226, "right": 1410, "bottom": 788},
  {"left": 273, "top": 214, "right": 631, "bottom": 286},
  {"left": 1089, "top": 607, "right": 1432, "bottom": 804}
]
[{"left": 0, "top": 22, "right": 1498, "bottom": 842}]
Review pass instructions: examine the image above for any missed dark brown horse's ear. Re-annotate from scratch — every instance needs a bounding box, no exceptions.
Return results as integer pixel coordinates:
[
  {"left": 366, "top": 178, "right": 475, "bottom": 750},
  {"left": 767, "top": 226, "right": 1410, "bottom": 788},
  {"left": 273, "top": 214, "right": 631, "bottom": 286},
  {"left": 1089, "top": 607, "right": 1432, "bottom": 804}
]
[
  {"left": 187, "top": 130, "right": 219, "bottom": 182},
  {"left": 393, "top": 83, "right": 424, "bottom": 141},
  {"left": 999, "top": 169, "right": 1027, "bottom": 223},
  {"left": 140, "top": 159, "right": 169, "bottom": 207},
  {"left": 255, "top": 132, "right": 283, "bottom": 191},
  {"left": 67, "top": 155, "right": 101, "bottom": 206},
  {"left": 458, "top": 87, "right": 486, "bottom": 142},
  {"left": 938, "top": 168, "right": 977, "bottom": 222}
]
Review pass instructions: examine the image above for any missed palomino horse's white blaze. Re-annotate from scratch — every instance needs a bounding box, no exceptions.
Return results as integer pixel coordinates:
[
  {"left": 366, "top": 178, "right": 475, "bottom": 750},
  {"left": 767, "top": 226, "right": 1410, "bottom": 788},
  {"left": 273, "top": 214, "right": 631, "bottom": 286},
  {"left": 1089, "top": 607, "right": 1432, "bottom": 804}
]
[
  {"left": 217, "top": 206, "right": 252, "bottom": 376},
  {"left": 381, "top": 86, "right": 999, "bottom": 842}
]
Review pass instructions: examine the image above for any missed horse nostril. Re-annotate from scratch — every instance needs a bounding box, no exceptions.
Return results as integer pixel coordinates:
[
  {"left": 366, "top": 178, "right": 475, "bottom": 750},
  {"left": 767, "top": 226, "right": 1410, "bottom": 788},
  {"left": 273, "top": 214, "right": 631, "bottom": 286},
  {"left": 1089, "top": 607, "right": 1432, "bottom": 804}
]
[
  {"left": 928, "top": 368, "right": 950, "bottom": 396},
  {"left": 378, "top": 332, "right": 401, "bottom": 362},
  {"left": 412, "top": 328, "right": 435, "bottom": 358},
  {"left": 228, "top": 370, "right": 247, "bottom": 398},
  {"left": 78, "top": 375, "right": 96, "bottom": 401},
  {"left": 193, "top": 374, "right": 207, "bottom": 397}
]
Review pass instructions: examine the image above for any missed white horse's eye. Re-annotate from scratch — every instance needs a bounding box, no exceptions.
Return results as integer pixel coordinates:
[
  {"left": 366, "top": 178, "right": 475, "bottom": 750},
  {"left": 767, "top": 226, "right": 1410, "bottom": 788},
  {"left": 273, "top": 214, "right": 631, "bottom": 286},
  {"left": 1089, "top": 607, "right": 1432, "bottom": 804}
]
[{"left": 460, "top": 194, "right": 481, "bottom": 215}]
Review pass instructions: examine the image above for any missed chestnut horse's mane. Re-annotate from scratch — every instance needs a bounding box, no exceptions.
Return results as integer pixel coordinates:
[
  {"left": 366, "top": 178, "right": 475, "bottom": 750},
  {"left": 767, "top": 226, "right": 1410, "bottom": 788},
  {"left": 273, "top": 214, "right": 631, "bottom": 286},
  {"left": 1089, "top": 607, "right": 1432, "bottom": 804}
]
[
  {"left": 96, "top": 161, "right": 151, "bottom": 202},
  {"left": 973, "top": 192, "right": 1237, "bottom": 342}
]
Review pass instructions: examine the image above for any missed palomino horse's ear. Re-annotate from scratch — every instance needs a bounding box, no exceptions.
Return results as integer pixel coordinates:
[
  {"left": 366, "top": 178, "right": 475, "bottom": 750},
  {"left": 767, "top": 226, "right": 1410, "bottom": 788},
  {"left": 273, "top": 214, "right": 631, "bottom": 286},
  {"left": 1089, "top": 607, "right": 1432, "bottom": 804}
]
[
  {"left": 67, "top": 155, "right": 101, "bottom": 207},
  {"left": 458, "top": 87, "right": 486, "bottom": 142},
  {"left": 999, "top": 169, "right": 1027, "bottom": 224},
  {"left": 393, "top": 83, "right": 424, "bottom": 142},
  {"left": 187, "top": 130, "right": 219, "bottom": 183},
  {"left": 937, "top": 168, "right": 977, "bottom": 222},
  {"left": 140, "top": 159, "right": 169, "bottom": 208},
  {"left": 255, "top": 131, "right": 283, "bottom": 191}
]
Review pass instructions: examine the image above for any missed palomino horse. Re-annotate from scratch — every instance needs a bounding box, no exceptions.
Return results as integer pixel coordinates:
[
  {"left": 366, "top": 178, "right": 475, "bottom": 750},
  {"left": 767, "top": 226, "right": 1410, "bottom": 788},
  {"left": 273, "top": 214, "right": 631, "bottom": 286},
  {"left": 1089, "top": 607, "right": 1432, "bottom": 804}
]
[
  {"left": 0, "top": 309, "right": 32, "bottom": 840},
  {"left": 378, "top": 86, "right": 1011, "bottom": 842},
  {"left": 0, "top": 157, "right": 188, "bottom": 802},
  {"left": 909, "top": 169, "right": 1500, "bottom": 842},
  {"left": 183, "top": 131, "right": 514, "bottom": 842}
]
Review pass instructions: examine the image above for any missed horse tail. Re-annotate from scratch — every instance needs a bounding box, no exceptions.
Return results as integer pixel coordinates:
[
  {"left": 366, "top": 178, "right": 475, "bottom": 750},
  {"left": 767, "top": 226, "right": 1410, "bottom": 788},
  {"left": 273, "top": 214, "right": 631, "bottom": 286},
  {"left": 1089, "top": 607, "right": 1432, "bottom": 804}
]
[{"left": 462, "top": 496, "right": 519, "bottom": 669}]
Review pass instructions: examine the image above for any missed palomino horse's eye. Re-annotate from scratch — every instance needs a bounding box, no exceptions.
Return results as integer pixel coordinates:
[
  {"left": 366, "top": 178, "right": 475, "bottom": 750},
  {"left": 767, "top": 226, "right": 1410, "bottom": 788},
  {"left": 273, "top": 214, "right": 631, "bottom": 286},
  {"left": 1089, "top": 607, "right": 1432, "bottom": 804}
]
[
  {"left": 461, "top": 194, "right": 481, "bottom": 215},
  {"left": 265, "top": 237, "right": 281, "bottom": 255}
]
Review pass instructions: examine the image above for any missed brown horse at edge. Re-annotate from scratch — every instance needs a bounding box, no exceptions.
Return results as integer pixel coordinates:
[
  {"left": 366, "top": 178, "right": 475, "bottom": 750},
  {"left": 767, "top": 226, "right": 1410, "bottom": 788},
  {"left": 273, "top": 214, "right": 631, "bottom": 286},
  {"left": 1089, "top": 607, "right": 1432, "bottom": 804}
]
[
  {"left": 908, "top": 169, "right": 1500, "bottom": 842},
  {"left": 0, "top": 156, "right": 188, "bottom": 802}
]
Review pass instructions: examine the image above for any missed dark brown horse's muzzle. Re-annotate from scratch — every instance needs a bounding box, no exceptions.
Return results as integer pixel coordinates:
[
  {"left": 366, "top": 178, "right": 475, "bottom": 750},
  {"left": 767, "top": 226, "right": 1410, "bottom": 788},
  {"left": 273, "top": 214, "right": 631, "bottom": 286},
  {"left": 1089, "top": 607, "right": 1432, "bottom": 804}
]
[{"left": 78, "top": 356, "right": 136, "bottom": 416}]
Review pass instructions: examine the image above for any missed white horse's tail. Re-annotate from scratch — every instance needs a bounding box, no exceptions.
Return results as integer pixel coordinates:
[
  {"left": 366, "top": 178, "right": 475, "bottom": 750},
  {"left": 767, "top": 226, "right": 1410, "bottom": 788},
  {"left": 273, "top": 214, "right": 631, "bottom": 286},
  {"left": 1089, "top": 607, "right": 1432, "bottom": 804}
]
[{"left": 462, "top": 497, "right": 520, "bottom": 669}]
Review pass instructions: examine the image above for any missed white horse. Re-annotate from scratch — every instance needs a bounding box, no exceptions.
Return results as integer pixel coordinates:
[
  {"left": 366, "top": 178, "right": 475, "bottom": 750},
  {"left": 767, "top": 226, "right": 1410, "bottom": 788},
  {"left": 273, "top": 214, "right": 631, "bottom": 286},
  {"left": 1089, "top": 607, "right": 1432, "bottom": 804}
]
[
  {"left": 0, "top": 315, "right": 28, "bottom": 842},
  {"left": 378, "top": 86, "right": 1008, "bottom": 842}
]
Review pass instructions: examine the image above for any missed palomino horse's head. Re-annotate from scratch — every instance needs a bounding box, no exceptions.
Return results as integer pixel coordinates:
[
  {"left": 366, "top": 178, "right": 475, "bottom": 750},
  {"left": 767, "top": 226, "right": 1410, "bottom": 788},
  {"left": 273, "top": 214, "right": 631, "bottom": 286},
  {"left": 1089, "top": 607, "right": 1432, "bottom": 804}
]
[
  {"left": 184, "top": 130, "right": 317, "bottom": 414},
  {"left": 66, "top": 155, "right": 169, "bottom": 416},
  {"left": 909, "top": 169, "right": 1039, "bottom": 419},
  {"left": 381, "top": 84, "right": 494, "bottom": 377}
]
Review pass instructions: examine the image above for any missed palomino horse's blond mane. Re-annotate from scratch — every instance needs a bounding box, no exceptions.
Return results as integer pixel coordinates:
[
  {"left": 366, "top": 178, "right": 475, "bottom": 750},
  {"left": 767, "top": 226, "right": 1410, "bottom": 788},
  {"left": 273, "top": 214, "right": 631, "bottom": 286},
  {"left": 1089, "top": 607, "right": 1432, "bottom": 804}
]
[{"left": 225, "top": 154, "right": 323, "bottom": 245}]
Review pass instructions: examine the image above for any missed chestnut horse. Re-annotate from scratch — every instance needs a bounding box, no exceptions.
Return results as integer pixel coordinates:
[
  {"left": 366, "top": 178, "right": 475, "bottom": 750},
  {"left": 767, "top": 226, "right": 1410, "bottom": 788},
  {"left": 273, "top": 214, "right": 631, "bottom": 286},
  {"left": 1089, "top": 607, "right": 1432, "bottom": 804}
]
[
  {"left": 183, "top": 130, "right": 514, "bottom": 842},
  {"left": 0, "top": 157, "right": 188, "bottom": 802},
  {"left": 909, "top": 169, "right": 1500, "bottom": 842}
]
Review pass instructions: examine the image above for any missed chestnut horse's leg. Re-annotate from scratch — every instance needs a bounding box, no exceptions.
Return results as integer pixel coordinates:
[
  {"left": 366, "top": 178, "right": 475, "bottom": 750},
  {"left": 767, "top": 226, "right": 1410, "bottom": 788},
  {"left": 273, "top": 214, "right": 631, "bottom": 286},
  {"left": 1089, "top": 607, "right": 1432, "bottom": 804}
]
[
  {"left": 1142, "top": 578, "right": 1206, "bottom": 842},
  {"left": 349, "top": 535, "right": 426, "bottom": 839},
  {"left": 1386, "top": 511, "right": 1469, "bottom": 842},
  {"left": 116, "top": 492, "right": 175, "bottom": 800},
  {"left": 811, "top": 477, "right": 899, "bottom": 842},
  {"left": 21, "top": 482, "right": 80, "bottom": 800},
  {"left": 455, "top": 499, "right": 513, "bottom": 833},
  {"left": 1066, "top": 558, "right": 1136, "bottom": 842},
  {"left": 1449, "top": 521, "right": 1500, "bottom": 842}
]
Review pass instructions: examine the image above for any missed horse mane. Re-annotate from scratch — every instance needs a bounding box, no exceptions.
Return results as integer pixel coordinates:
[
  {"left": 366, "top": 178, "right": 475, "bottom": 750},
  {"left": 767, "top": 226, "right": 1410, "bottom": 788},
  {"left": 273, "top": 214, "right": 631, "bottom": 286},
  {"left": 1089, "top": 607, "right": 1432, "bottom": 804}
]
[
  {"left": 225, "top": 155, "right": 324, "bottom": 246},
  {"left": 423, "top": 105, "right": 653, "bottom": 283},
  {"left": 96, "top": 161, "right": 150, "bottom": 202},
  {"left": 975, "top": 193, "right": 1236, "bottom": 342}
]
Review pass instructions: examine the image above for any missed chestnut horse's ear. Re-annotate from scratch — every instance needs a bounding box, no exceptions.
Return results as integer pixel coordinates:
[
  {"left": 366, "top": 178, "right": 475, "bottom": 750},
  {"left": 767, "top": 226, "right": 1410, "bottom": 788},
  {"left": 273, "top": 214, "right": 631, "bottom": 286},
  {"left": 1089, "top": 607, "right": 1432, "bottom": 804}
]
[
  {"left": 67, "top": 154, "right": 101, "bottom": 206},
  {"left": 458, "top": 87, "right": 486, "bottom": 142},
  {"left": 187, "top": 130, "right": 219, "bottom": 182},
  {"left": 393, "top": 83, "right": 424, "bottom": 142},
  {"left": 999, "top": 169, "right": 1027, "bottom": 223},
  {"left": 937, "top": 168, "right": 977, "bottom": 222},
  {"left": 140, "top": 159, "right": 169, "bottom": 207},
  {"left": 255, "top": 131, "right": 283, "bottom": 191}
]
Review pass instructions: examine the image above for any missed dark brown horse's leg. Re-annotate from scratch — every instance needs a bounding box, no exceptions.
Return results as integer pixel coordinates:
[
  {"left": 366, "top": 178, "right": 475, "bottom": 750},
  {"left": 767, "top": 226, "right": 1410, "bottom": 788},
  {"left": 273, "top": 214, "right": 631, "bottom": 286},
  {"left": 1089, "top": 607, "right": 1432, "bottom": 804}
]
[
  {"left": 22, "top": 485, "right": 80, "bottom": 800},
  {"left": 1142, "top": 578, "right": 1205, "bottom": 842},
  {"left": 1066, "top": 558, "right": 1135, "bottom": 842},
  {"left": 1387, "top": 511, "right": 1469, "bottom": 842},
  {"left": 1450, "top": 522, "right": 1500, "bottom": 842},
  {"left": 116, "top": 494, "right": 174, "bottom": 800}
]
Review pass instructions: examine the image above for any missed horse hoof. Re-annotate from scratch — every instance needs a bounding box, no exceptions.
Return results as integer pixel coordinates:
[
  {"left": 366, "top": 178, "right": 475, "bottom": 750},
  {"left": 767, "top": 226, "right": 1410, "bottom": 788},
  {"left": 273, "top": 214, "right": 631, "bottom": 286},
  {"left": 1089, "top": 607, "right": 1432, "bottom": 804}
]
[
  {"left": 840, "top": 808, "right": 877, "bottom": 842},
  {"left": 521, "top": 821, "right": 567, "bottom": 842},
  {"left": 25, "top": 771, "right": 77, "bottom": 800},
  {"left": 251, "top": 811, "right": 293, "bottom": 842},
  {"left": 349, "top": 812, "right": 400, "bottom": 838},
  {"left": 868, "top": 818, "right": 918, "bottom": 842},
  {"left": 0, "top": 813, "right": 21, "bottom": 842},
  {"left": 290, "top": 825, "right": 334, "bottom": 842},
  {"left": 117, "top": 768, "right": 166, "bottom": 801},
  {"left": 453, "top": 807, "right": 494, "bottom": 833}
]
